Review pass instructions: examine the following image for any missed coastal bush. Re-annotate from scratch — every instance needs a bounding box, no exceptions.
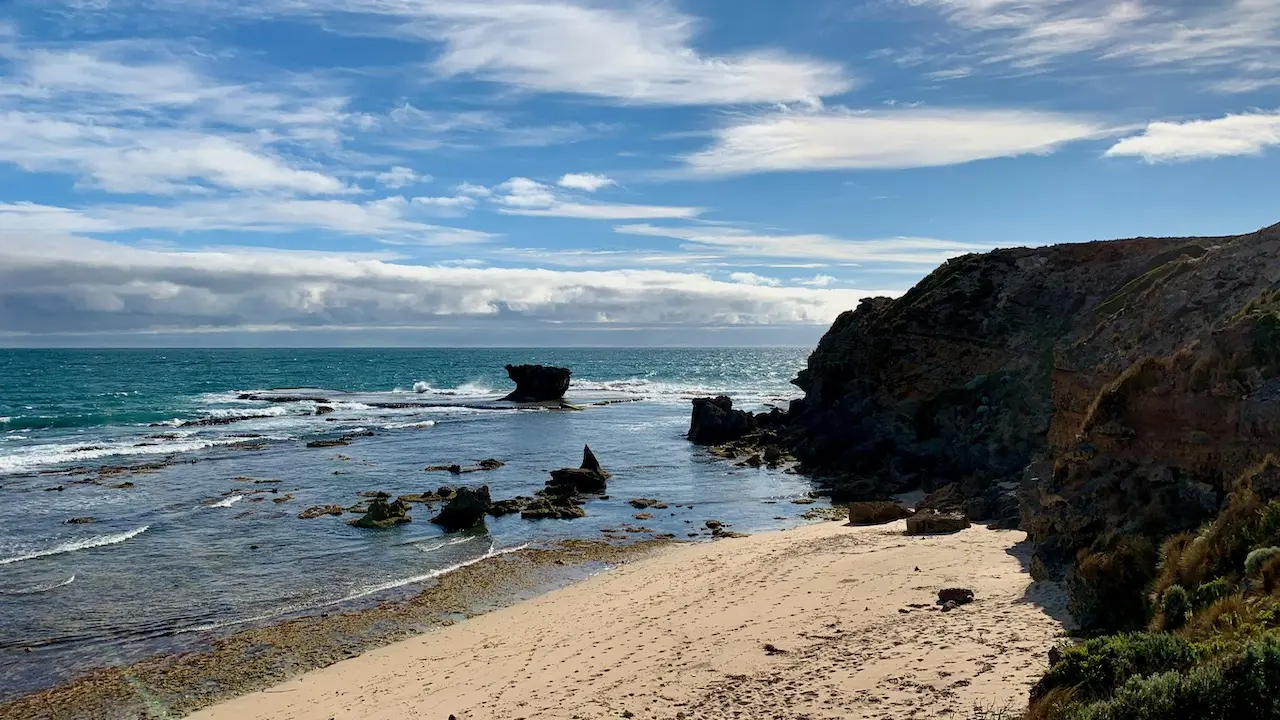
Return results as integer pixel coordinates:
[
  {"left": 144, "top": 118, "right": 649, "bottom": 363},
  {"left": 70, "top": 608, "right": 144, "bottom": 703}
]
[
  {"left": 1245, "top": 546, "right": 1280, "bottom": 578},
  {"left": 1048, "top": 631, "right": 1280, "bottom": 720},
  {"left": 1193, "top": 577, "right": 1233, "bottom": 612},
  {"left": 1068, "top": 537, "right": 1158, "bottom": 631},
  {"left": 1029, "top": 632, "right": 1201, "bottom": 704},
  {"left": 1160, "top": 585, "right": 1192, "bottom": 630}
]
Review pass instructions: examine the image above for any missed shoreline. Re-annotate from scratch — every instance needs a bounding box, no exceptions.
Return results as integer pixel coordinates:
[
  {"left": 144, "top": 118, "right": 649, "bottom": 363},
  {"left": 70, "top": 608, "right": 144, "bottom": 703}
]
[
  {"left": 187, "top": 520, "right": 1067, "bottom": 720},
  {"left": 0, "top": 538, "right": 673, "bottom": 720}
]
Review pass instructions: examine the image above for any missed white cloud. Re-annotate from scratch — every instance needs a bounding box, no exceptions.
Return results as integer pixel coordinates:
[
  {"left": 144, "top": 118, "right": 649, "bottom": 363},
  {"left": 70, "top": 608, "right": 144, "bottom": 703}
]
[
  {"left": 0, "top": 234, "right": 872, "bottom": 334},
  {"left": 263, "top": 0, "right": 856, "bottom": 107},
  {"left": 410, "top": 194, "right": 478, "bottom": 216},
  {"left": 376, "top": 166, "right": 427, "bottom": 188},
  {"left": 615, "top": 224, "right": 991, "bottom": 264},
  {"left": 729, "top": 272, "right": 781, "bottom": 287},
  {"left": 925, "top": 66, "right": 973, "bottom": 80},
  {"left": 1104, "top": 111, "right": 1280, "bottom": 162},
  {"left": 557, "top": 173, "right": 616, "bottom": 192},
  {"left": 799, "top": 274, "right": 837, "bottom": 287},
  {"left": 681, "top": 107, "right": 1105, "bottom": 176},
  {"left": 456, "top": 182, "right": 492, "bottom": 197},
  {"left": 0, "top": 198, "right": 492, "bottom": 243},
  {"left": 492, "top": 177, "right": 699, "bottom": 220}
]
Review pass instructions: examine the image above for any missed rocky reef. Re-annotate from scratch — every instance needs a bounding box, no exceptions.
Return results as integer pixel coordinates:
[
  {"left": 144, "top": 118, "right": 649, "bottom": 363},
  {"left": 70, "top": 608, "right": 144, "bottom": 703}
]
[
  {"left": 699, "top": 222, "right": 1280, "bottom": 631},
  {"left": 502, "top": 364, "right": 572, "bottom": 402}
]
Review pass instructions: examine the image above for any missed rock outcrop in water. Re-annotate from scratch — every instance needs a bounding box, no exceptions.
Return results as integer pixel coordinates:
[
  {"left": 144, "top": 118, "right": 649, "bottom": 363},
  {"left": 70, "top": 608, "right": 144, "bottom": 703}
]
[
  {"left": 430, "top": 485, "right": 492, "bottom": 531},
  {"left": 546, "top": 445, "right": 611, "bottom": 496},
  {"left": 351, "top": 497, "right": 412, "bottom": 528},
  {"left": 762, "top": 221, "right": 1280, "bottom": 630},
  {"left": 502, "top": 364, "right": 572, "bottom": 402}
]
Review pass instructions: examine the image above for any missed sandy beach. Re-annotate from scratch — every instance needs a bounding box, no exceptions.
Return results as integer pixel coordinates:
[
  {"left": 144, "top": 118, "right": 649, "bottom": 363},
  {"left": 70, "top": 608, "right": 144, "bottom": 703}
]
[{"left": 190, "top": 520, "right": 1068, "bottom": 720}]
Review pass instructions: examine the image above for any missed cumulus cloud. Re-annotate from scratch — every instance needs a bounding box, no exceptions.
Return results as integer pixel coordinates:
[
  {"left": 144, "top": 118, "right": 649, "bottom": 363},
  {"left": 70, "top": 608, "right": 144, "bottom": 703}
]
[
  {"left": 0, "top": 234, "right": 872, "bottom": 335},
  {"left": 728, "top": 272, "right": 781, "bottom": 287},
  {"left": 376, "top": 166, "right": 427, "bottom": 188},
  {"left": 681, "top": 107, "right": 1105, "bottom": 176},
  {"left": 799, "top": 274, "right": 837, "bottom": 287},
  {"left": 557, "top": 173, "right": 616, "bottom": 192},
  {"left": 614, "top": 224, "right": 992, "bottom": 264},
  {"left": 492, "top": 177, "right": 700, "bottom": 220},
  {"left": 1104, "top": 111, "right": 1280, "bottom": 161}
]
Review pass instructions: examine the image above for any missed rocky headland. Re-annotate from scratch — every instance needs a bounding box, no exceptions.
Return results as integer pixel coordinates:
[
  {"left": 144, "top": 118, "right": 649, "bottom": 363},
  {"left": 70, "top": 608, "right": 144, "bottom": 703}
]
[{"left": 693, "top": 222, "right": 1280, "bottom": 629}]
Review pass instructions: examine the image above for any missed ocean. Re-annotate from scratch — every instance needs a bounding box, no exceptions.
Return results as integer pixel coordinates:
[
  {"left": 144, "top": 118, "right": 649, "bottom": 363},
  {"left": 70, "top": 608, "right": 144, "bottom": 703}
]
[{"left": 0, "top": 347, "right": 819, "bottom": 699}]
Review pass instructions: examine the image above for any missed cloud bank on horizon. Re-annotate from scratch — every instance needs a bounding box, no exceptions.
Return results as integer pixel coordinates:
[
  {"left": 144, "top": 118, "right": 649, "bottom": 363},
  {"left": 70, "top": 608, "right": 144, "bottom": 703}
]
[{"left": 1, "top": 0, "right": 1277, "bottom": 345}]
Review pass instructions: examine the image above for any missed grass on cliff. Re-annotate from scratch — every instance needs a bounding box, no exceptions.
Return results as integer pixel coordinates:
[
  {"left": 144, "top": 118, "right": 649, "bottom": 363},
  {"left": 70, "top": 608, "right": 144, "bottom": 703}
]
[{"left": 1025, "top": 458, "right": 1280, "bottom": 720}]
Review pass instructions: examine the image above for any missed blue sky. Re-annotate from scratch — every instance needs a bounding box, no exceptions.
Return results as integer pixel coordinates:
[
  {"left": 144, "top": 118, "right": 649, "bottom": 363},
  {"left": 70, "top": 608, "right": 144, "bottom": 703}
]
[{"left": 1, "top": 0, "right": 1277, "bottom": 346}]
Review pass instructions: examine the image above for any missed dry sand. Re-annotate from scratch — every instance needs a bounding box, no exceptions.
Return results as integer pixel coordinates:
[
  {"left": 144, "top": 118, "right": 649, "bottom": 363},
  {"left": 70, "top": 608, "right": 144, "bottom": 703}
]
[{"left": 190, "top": 520, "right": 1068, "bottom": 720}]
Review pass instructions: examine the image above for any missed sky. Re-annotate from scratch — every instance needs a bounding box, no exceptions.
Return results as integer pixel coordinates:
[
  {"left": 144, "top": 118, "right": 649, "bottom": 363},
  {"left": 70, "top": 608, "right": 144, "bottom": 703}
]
[{"left": 1, "top": 0, "right": 1278, "bottom": 347}]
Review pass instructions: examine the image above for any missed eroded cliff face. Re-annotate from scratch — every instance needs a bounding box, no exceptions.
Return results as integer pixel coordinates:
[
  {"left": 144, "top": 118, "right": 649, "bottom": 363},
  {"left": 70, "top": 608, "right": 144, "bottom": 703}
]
[{"left": 787, "top": 223, "right": 1280, "bottom": 627}]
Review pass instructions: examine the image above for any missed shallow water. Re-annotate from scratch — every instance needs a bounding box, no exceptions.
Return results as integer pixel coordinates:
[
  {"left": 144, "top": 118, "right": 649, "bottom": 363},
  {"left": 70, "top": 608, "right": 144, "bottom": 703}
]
[{"left": 0, "top": 348, "right": 818, "bottom": 698}]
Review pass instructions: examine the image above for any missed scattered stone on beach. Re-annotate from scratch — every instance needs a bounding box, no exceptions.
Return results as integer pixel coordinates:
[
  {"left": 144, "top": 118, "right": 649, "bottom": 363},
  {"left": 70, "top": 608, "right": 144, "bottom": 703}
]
[
  {"left": 520, "top": 498, "right": 586, "bottom": 520},
  {"left": 790, "top": 498, "right": 816, "bottom": 505},
  {"left": 478, "top": 458, "right": 504, "bottom": 470},
  {"left": 252, "top": 478, "right": 282, "bottom": 484},
  {"left": 687, "top": 396, "right": 756, "bottom": 445},
  {"left": 489, "top": 497, "right": 534, "bottom": 516},
  {"left": 351, "top": 498, "right": 412, "bottom": 529},
  {"left": 65, "top": 517, "right": 96, "bottom": 525},
  {"left": 298, "top": 505, "right": 345, "bottom": 519},
  {"left": 426, "top": 464, "right": 464, "bottom": 474},
  {"left": 846, "top": 501, "right": 914, "bottom": 526},
  {"left": 628, "top": 498, "right": 667, "bottom": 509},
  {"left": 426, "top": 459, "right": 505, "bottom": 474},
  {"left": 800, "top": 506, "right": 846, "bottom": 521},
  {"left": 633, "top": 513, "right": 654, "bottom": 520},
  {"left": 431, "top": 485, "right": 492, "bottom": 532},
  {"left": 938, "top": 588, "right": 975, "bottom": 606},
  {"left": 272, "top": 494, "right": 295, "bottom": 504},
  {"left": 905, "top": 510, "right": 971, "bottom": 535},
  {"left": 705, "top": 520, "right": 723, "bottom": 531},
  {"left": 501, "top": 364, "right": 572, "bottom": 403},
  {"left": 306, "top": 439, "right": 349, "bottom": 449},
  {"left": 358, "top": 490, "right": 392, "bottom": 499},
  {"left": 763, "top": 643, "right": 788, "bottom": 655}
]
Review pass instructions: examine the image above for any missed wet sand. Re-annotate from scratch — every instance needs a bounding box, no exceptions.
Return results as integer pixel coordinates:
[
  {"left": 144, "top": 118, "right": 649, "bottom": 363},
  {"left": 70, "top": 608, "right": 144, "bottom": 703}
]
[{"left": 190, "top": 521, "right": 1068, "bottom": 720}]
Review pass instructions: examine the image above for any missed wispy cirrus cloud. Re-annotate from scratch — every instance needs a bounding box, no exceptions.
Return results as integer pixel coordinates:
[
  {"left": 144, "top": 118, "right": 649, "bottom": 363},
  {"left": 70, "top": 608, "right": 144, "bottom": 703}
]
[
  {"left": 680, "top": 106, "right": 1106, "bottom": 176},
  {"left": 1105, "top": 111, "right": 1280, "bottom": 162},
  {"left": 491, "top": 177, "right": 700, "bottom": 220}
]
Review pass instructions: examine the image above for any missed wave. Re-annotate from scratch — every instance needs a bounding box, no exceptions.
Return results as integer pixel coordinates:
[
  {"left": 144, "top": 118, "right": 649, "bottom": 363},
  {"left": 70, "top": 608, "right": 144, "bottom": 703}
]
[
  {"left": 175, "top": 543, "right": 529, "bottom": 635},
  {"left": 206, "top": 495, "right": 244, "bottom": 508},
  {"left": 0, "top": 526, "right": 149, "bottom": 566},
  {"left": 0, "top": 575, "right": 75, "bottom": 595},
  {"left": 402, "top": 381, "right": 496, "bottom": 397},
  {"left": 399, "top": 534, "right": 480, "bottom": 552},
  {"left": 0, "top": 411, "right": 182, "bottom": 433},
  {"left": 381, "top": 419, "right": 437, "bottom": 430},
  {"left": 0, "top": 435, "right": 268, "bottom": 474}
]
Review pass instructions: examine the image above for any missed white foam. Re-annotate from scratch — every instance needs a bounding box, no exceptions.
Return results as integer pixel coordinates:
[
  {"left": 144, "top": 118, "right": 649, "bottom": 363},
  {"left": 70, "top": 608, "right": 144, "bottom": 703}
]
[
  {"left": 402, "top": 534, "right": 479, "bottom": 553},
  {"left": 381, "top": 419, "right": 437, "bottom": 430},
  {"left": 0, "top": 575, "right": 76, "bottom": 595},
  {"left": 412, "top": 381, "right": 432, "bottom": 394},
  {"left": 0, "top": 436, "right": 262, "bottom": 474},
  {"left": 0, "top": 526, "right": 149, "bottom": 566},
  {"left": 207, "top": 495, "right": 244, "bottom": 508},
  {"left": 202, "top": 406, "right": 291, "bottom": 419}
]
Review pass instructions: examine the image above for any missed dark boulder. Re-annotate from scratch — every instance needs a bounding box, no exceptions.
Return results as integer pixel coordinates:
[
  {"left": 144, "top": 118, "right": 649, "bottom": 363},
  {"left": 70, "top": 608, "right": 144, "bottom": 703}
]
[
  {"left": 905, "top": 510, "right": 971, "bottom": 535},
  {"left": 431, "top": 485, "right": 492, "bottom": 531},
  {"left": 546, "top": 445, "right": 610, "bottom": 496},
  {"left": 502, "top": 364, "right": 572, "bottom": 402},
  {"left": 938, "top": 587, "right": 975, "bottom": 605},
  {"left": 351, "top": 498, "right": 412, "bottom": 529},
  {"left": 687, "top": 396, "right": 757, "bottom": 445},
  {"left": 520, "top": 497, "right": 586, "bottom": 520},
  {"left": 298, "top": 504, "right": 345, "bottom": 519},
  {"left": 846, "top": 501, "right": 913, "bottom": 525},
  {"left": 489, "top": 496, "right": 534, "bottom": 516}
]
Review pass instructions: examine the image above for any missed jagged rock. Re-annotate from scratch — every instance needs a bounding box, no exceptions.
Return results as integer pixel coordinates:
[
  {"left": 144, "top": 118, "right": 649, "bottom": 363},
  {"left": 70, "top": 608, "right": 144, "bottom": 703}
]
[
  {"left": 705, "top": 520, "right": 723, "bottom": 531},
  {"left": 938, "top": 588, "right": 975, "bottom": 605},
  {"left": 520, "top": 498, "right": 586, "bottom": 520},
  {"left": 687, "top": 396, "right": 757, "bottom": 445},
  {"left": 426, "top": 460, "right": 504, "bottom": 474},
  {"left": 315, "top": 405, "right": 335, "bottom": 415},
  {"left": 478, "top": 458, "right": 505, "bottom": 470},
  {"left": 546, "top": 445, "right": 610, "bottom": 496},
  {"left": 489, "top": 496, "right": 534, "bottom": 516},
  {"left": 298, "top": 505, "right": 345, "bottom": 519},
  {"left": 306, "top": 439, "right": 349, "bottom": 448},
  {"left": 905, "top": 510, "right": 970, "bottom": 535},
  {"left": 426, "top": 464, "right": 463, "bottom": 473},
  {"left": 628, "top": 498, "right": 667, "bottom": 509},
  {"left": 846, "top": 501, "right": 913, "bottom": 525},
  {"left": 502, "top": 364, "right": 572, "bottom": 402},
  {"left": 431, "top": 485, "right": 492, "bottom": 531},
  {"left": 65, "top": 517, "right": 96, "bottom": 525},
  {"left": 351, "top": 498, "right": 412, "bottom": 528}
]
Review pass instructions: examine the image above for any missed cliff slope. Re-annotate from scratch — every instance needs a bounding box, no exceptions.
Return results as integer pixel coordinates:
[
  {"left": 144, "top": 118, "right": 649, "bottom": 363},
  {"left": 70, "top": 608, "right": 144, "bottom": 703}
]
[{"left": 786, "top": 222, "right": 1280, "bottom": 629}]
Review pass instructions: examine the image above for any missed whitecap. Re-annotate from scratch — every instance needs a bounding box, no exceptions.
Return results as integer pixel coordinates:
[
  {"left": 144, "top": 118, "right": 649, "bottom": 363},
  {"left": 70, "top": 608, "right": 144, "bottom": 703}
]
[
  {"left": 206, "top": 495, "right": 244, "bottom": 509},
  {"left": 401, "top": 535, "right": 479, "bottom": 552},
  {"left": 0, "top": 526, "right": 149, "bottom": 566},
  {"left": 381, "top": 419, "right": 437, "bottom": 430},
  {"left": 0, "top": 575, "right": 76, "bottom": 595}
]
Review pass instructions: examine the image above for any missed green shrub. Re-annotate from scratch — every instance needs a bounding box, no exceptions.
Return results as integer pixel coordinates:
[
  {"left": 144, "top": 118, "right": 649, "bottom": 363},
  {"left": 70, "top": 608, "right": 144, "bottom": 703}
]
[
  {"left": 1068, "top": 537, "right": 1159, "bottom": 631},
  {"left": 1161, "top": 585, "right": 1192, "bottom": 629},
  {"left": 1193, "top": 578, "right": 1233, "bottom": 611},
  {"left": 1030, "top": 632, "right": 1201, "bottom": 704},
  {"left": 1057, "top": 632, "right": 1280, "bottom": 720},
  {"left": 1246, "top": 547, "right": 1280, "bottom": 578}
]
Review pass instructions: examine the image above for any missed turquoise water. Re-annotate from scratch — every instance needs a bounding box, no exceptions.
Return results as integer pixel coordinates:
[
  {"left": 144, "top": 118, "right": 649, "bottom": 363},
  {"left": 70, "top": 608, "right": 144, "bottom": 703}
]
[{"left": 0, "top": 348, "right": 817, "bottom": 698}]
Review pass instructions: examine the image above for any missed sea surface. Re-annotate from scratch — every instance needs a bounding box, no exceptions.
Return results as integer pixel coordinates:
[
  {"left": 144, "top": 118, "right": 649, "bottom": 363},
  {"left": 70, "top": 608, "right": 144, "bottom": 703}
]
[{"left": 0, "top": 348, "right": 822, "bottom": 700}]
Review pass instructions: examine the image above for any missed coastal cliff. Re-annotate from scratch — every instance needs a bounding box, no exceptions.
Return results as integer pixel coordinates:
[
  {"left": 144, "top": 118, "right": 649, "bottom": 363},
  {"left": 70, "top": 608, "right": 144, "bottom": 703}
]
[{"left": 785, "top": 222, "right": 1280, "bottom": 630}]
